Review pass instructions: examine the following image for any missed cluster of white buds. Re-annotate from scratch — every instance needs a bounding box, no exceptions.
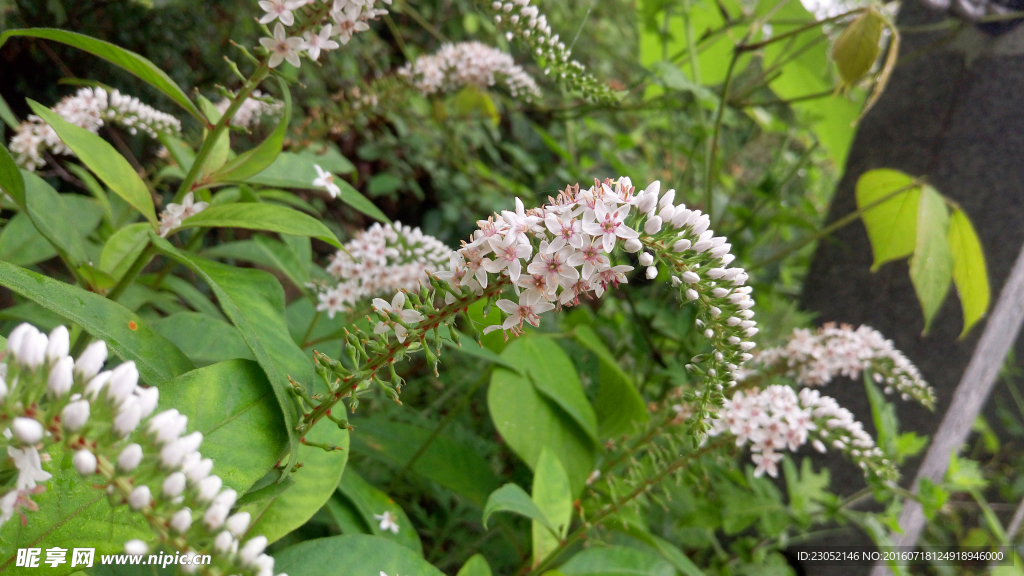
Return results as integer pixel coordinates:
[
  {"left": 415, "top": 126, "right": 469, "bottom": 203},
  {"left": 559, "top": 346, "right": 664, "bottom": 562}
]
[
  {"left": 8, "top": 87, "right": 182, "bottom": 171},
  {"left": 0, "top": 323, "right": 285, "bottom": 576},
  {"left": 488, "top": 0, "right": 616, "bottom": 102},
  {"left": 397, "top": 42, "right": 541, "bottom": 100},
  {"left": 216, "top": 90, "right": 285, "bottom": 129},
  {"left": 750, "top": 323, "right": 935, "bottom": 408},
  {"left": 158, "top": 192, "right": 210, "bottom": 237},
  {"left": 256, "top": 0, "right": 392, "bottom": 68},
  {"left": 708, "top": 385, "right": 897, "bottom": 482},
  {"left": 312, "top": 222, "right": 451, "bottom": 318}
]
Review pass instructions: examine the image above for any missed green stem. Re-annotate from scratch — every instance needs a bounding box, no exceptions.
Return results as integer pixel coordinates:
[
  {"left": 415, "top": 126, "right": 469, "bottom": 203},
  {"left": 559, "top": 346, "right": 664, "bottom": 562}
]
[
  {"left": 107, "top": 242, "right": 157, "bottom": 302},
  {"left": 301, "top": 311, "right": 323, "bottom": 348},
  {"left": 737, "top": 9, "right": 862, "bottom": 52}
]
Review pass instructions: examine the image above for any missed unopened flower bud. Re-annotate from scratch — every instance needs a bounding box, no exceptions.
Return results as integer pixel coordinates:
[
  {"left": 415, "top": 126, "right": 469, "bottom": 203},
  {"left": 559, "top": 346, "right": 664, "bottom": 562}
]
[
  {"left": 644, "top": 216, "right": 662, "bottom": 235},
  {"left": 47, "top": 356, "right": 74, "bottom": 397},
  {"left": 124, "top": 540, "right": 148, "bottom": 556},
  {"left": 681, "top": 271, "right": 700, "bottom": 284},
  {"left": 226, "top": 512, "right": 251, "bottom": 537},
  {"left": 13, "top": 417, "right": 43, "bottom": 444},
  {"left": 623, "top": 238, "right": 642, "bottom": 253},
  {"left": 636, "top": 192, "right": 657, "bottom": 214},
  {"left": 118, "top": 443, "right": 144, "bottom": 472},
  {"left": 638, "top": 252, "right": 654, "bottom": 266},
  {"left": 691, "top": 215, "right": 710, "bottom": 237},
  {"left": 107, "top": 361, "right": 139, "bottom": 404},
  {"left": 46, "top": 326, "right": 69, "bottom": 362},
  {"left": 184, "top": 457, "right": 214, "bottom": 485},
  {"left": 239, "top": 535, "right": 269, "bottom": 567},
  {"left": 84, "top": 371, "right": 111, "bottom": 401},
  {"left": 75, "top": 340, "right": 107, "bottom": 379},
  {"left": 73, "top": 449, "right": 97, "bottom": 475},
  {"left": 658, "top": 204, "right": 675, "bottom": 222},
  {"left": 62, "top": 400, "right": 90, "bottom": 432},
  {"left": 129, "top": 485, "right": 151, "bottom": 510},
  {"left": 114, "top": 400, "right": 143, "bottom": 437},
  {"left": 214, "top": 530, "right": 235, "bottom": 554},
  {"left": 204, "top": 503, "right": 229, "bottom": 530},
  {"left": 673, "top": 239, "right": 691, "bottom": 252},
  {"left": 197, "top": 475, "right": 223, "bottom": 503},
  {"left": 671, "top": 276, "right": 682, "bottom": 287},
  {"left": 163, "top": 472, "right": 187, "bottom": 498},
  {"left": 18, "top": 329, "right": 48, "bottom": 369},
  {"left": 658, "top": 188, "right": 675, "bottom": 208},
  {"left": 136, "top": 387, "right": 159, "bottom": 419},
  {"left": 686, "top": 289, "right": 698, "bottom": 301},
  {"left": 645, "top": 266, "right": 658, "bottom": 279},
  {"left": 171, "top": 508, "right": 193, "bottom": 533}
]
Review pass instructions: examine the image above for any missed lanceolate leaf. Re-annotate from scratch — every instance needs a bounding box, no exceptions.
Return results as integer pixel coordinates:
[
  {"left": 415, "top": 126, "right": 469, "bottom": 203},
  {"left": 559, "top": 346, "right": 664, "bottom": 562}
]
[
  {"left": 212, "top": 78, "right": 292, "bottom": 182},
  {"left": 0, "top": 28, "right": 205, "bottom": 122},
  {"left": 947, "top": 208, "right": 990, "bottom": 338},
  {"left": 176, "top": 203, "right": 342, "bottom": 248},
  {"left": 19, "top": 171, "right": 92, "bottom": 267},
  {"left": 99, "top": 223, "right": 152, "bottom": 281},
  {"left": 856, "top": 169, "right": 921, "bottom": 271},
  {"left": 337, "top": 470, "right": 423, "bottom": 555},
  {"left": 0, "top": 261, "right": 193, "bottom": 385},
  {"left": 909, "top": 186, "right": 953, "bottom": 334},
  {"left": 532, "top": 449, "right": 573, "bottom": 565},
  {"left": 0, "top": 93, "right": 17, "bottom": 130},
  {"left": 573, "top": 325, "right": 649, "bottom": 438},
  {"left": 558, "top": 546, "right": 676, "bottom": 576},
  {"left": 0, "top": 143, "right": 25, "bottom": 206},
  {"left": 273, "top": 535, "right": 443, "bottom": 576},
  {"left": 28, "top": 101, "right": 158, "bottom": 225},
  {"left": 482, "top": 483, "right": 559, "bottom": 535}
]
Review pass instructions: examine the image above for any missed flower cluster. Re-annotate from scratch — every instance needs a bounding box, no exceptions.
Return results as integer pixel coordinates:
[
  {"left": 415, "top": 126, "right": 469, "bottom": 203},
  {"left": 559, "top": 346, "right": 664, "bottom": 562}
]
[
  {"left": 158, "top": 192, "right": 210, "bottom": 237},
  {"left": 488, "top": 0, "right": 616, "bottom": 103},
  {"left": 216, "top": 90, "right": 284, "bottom": 129},
  {"left": 8, "top": 87, "right": 182, "bottom": 171},
  {"left": 256, "top": 0, "right": 391, "bottom": 68},
  {"left": 708, "top": 386, "right": 896, "bottom": 481},
  {"left": 751, "top": 323, "right": 935, "bottom": 408},
  {"left": 398, "top": 42, "right": 541, "bottom": 100},
  {"left": 312, "top": 222, "right": 452, "bottom": 318},
  {"left": 0, "top": 323, "right": 285, "bottom": 575}
]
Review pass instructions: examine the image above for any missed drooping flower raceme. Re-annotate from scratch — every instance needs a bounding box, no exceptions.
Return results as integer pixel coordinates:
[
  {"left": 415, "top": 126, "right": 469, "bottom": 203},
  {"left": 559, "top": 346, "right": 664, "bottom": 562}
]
[
  {"left": 0, "top": 323, "right": 283, "bottom": 576},
  {"left": 749, "top": 323, "right": 935, "bottom": 408},
  {"left": 398, "top": 42, "right": 541, "bottom": 100},
  {"left": 255, "top": 0, "right": 392, "bottom": 68},
  {"left": 312, "top": 222, "right": 452, "bottom": 318},
  {"left": 8, "top": 87, "right": 182, "bottom": 171},
  {"left": 708, "top": 386, "right": 897, "bottom": 482},
  {"left": 488, "top": 0, "right": 616, "bottom": 103}
]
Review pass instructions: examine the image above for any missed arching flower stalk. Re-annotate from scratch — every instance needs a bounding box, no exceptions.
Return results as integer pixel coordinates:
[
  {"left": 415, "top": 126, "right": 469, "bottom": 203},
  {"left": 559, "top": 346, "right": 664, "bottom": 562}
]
[
  {"left": 8, "top": 87, "right": 182, "bottom": 171},
  {"left": 306, "top": 177, "right": 755, "bottom": 438},
  {"left": 747, "top": 323, "right": 936, "bottom": 408},
  {"left": 398, "top": 41, "right": 541, "bottom": 100},
  {"left": 311, "top": 222, "right": 452, "bottom": 319},
  {"left": 0, "top": 324, "right": 285, "bottom": 576},
  {"left": 488, "top": 0, "right": 617, "bottom": 103}
]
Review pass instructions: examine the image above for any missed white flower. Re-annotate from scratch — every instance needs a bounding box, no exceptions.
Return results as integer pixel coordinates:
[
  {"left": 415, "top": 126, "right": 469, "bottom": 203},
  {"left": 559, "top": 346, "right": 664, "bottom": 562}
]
[
  {"left": 226, "top": 512, "right": 251, "bottom": 537},
  {"left": 313, "top": 164, "right": 342, "bottom": 198},
  {"left": 239, "top": 535, "right": 269, "bottom": 566},
  {"left": 374, "top": 510, "right": 400, "bottom": 534},
  {"left": 491, "top": 289, "right": 554, "bottom": 335},
  {"left": 259, "top": 23, "right": 306, "bottom": 68},
  {"left": 73, "top": 449, "right": 97, "bottom": 475},
  {"left": 582, "top": 201, "right": 637, "bottom": 253},
  {"left": 258, "top": 0, "right": 302, "bottom": 25},
  {"left": 752, "top": 451, "right": 782, "bottom": 478},
  {"left": 197, "top": 475, "right": 223, "bottom": 503},
  {"left": 332, "top": 4, "right": 371, "bottom": 44},
  {"left": 483, "top": 234, "right": 532, "bottom": 282},
  {"left": 162, "top": 472, "right": 187, "bottom": 498},
  {"left": 47, "top": 356, "right": 74, "bottom": 397},
  {"left": 62, "top": 400, "right": 91, "bottom": 432},
  {"left": 12, "top": 417, "right": 43, "bottom": 444},
  {"left": 128, "top": 485, "right": 151, "bottom": 510},
  {"left": 398, "top": 41, "right": 540, "bottom": 99},
  {"left": 0, "top": 490, "right": 20, "bottom": 527},
  {"left": 118, "top": 443, "right": 144, "bottom": 472},
  {"left": 46, "top": 326, "right": 69, "bottom": 362},
  {"left": 171, "top": 508, "right": 193, "bottom": 533},
  {"left": 159, "top": 192, "right": 209, "bottom": 237},
  {"left": 124, "top": 540, "right": 148, "bottom": 556},
  {"left": 304, "top": 25, "right": 340, "bottom": 61}
]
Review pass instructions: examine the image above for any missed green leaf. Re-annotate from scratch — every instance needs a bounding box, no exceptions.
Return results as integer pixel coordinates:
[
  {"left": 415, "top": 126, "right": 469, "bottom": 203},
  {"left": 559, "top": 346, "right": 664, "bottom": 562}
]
[
  {"left": 488, "top": 365, "right": 596, "bottom": 496},
  {"left": 0, "top": 28, "right": 204, "bottom": 122},
  {"left": 532, "top": 448, "right": 573, "bottom": 565},
  {"left": 244, "top": 152, "right": 389, "bottom": 223},
  {"left": 177, "top": 203, "right": 341, "bottom": 248},
  {"left": 864, "top": 375, "right": 898, "bottom": 459},
  {"left": 99, "top": 223, "right": 151, "bottom": 281},
  {"left": 558, "top": 546, "right": 676, "bottom": 576},
  {"left": 446, "top": 328, "right": 520, "bottom": 372},
  {"left": 21, "top": 171, "right": 92, "bottom": 266},
  {"left": 909, "top": 186, "right": 953, "bottom": 333},
  {"left": 453, "top": 85, "right": 500, "bottom": 126},
  {"left": 784, "top": 457, "right": 831, "bottom": 523},
  {"left": 856, "top": 169, "right": 922, "bottom": 271},
  {"left": 337, "top": 470, "right": 423, "bottom": 555},
  {"left": 257, "top": 189, "right": 321, "bottom": 215},
  {"left": 947, "top": 208, "right": 990, "bottom": 337},
  {"left": 831, "top": 9, "right": 884, "bottom": 85},
  {"left": 152, "top": 312, "right": 255, "bottom": 365},
  {"left": 243, "top": 421, "right": 348, "bottom": 543},
  {"left": 273, "top": 535, "right": 444, "bottom": 576},
  {"left": 482, "top": 483, "right": 559, "bottom": 535},
  {"left": 349, "top": 418, "right": 500, "bottom": 507},
  {"left": 609, "top": 522, "right": 705, "bottom": 576},
  {"left": 457, "top": 555, "right": 493, "bottom": 576},
  {"left": 158, "top": 133, "right": 196, "bottom": 173},
  {"left": 298, "top": 143, "right": 355, "bottom": 175},
  {"left": 28, "top": 101, "right": 158, "bottom": 225},
  {"left": 0, "top": 261, "right": 193, "bottom": 384},
  {"left": 0, "top": 93, "right": 17, "bottom": 130},
  {"left": 154, "top": 274, "right": 227, "bottom": 321},
  {"left": 946, "top": 453, "right": 987, "bottom": 491},
  {"left": 502, "top": 336, "right": 598, "bottom": 443},
  {"left": 917, "top": 477, "right": 948, "bottom": 521},
  {"left": 196, "top": 96, "right": 230, "bottom": 177},
  {"left": 325, "top": 491, "right": 372, "bottom": 535},
  {"left": 894, "top": 432, "right": 928, "bottom": 462},
  {"left": 64, "top": 163, "right": 115, "bottom": 228},
  {"left": 0, "top": 143, "right": 25, "bottom": 207},
  {"left": 202, "top": 235, "right": 310, "bottom": 290},
  {"left": 0, "top": 212, "right": 60, "bottom": 266},
  {"left": 150, "top": 235, "right": 308, "bottom": 471},
  {"left": 212, "top": 79, "right": 291, "bottom": 182},
  {"left": 573, "top": 325, "right": 648, "bottom": 438}
]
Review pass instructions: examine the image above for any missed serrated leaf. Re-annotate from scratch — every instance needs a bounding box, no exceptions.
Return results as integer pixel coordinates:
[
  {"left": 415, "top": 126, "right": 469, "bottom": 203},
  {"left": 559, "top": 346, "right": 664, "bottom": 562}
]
[
  {"left": 28, "top": 101, "right": 157, "bottom": 225},
  {"left": 0, "top": 28, "right": 205, "bottom": 122},
  {"left": 482, "top": 483, "right": 559, "bottom": 536},
  {"left": 947, "top": 208, "right": 990, "bottom": 337},
  {"left": 856, "top": 169, "right": 921, "bottom": 271},
  {"left": 909, "top": 186, "right": 953, "bottom": 334}
]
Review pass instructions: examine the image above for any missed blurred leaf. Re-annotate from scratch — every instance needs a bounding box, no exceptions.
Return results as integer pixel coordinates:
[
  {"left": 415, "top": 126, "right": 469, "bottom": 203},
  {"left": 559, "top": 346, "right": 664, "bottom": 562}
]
[
  {"left": 917, "top": 477, "right": 947, "bottom": 521},
  {"left": 784, "top": 457, "right": 830, "bottom": 523},
  {"left": 452, "top": 85, "right": 499, "bottom": 126},
  {"left": 99, "top": 223, "right": 151, "bottom": 281},
  {"left": 273, "top": 535, "right": 443, "bottom": 576},
  {"left": 28, "top": 100, "right": 158, "bottom": 225},
  {"left": 532, "top": 448, "right": 573, "bottom": 565},
  {"left": 558, "top": 546, "right": 676, "bottom": 576},
  {"left": 0, "top": 212, "right": 59, "bottom": 266},
  {"left": 18, "top": 171, "right": 93, "bottom": 267},
  {"left": 0, "top": 93, "right": 17, "bottom": 129},
  {"left": 947, "top": 208, "right": 990, "bottom": 337},
  {"left": 864, "top": 375, "right": 898, "bottom": 459},
  {"left": 831, "top": 9, "right": 883, "bottom": 86},
  {"left": 909, "top": 186, "right": 953, "bottom": 333},
  {"left": 212, "top": 78, "right": 292, "bottom": 183},
  {"left": 573, "top": 325, "right": 648, "bottom": 438},
  {"left": 158, "top": 133, "right": 196, "bottom": 173},
  {"left": 337, "top": 470, "right": 423, "bottom": 555},
  {"left": 350, "top": 418, "right": 499, "bottom": 507},
  {"left": 0, "top": 260, "right": 192, "bottom": 384},
  {"left": 298, "top": 143, "right": 355, "bottom": 175},
  {"left": 151, "top": 311, "right": 254, "bottom": 365},
  {"left": 856, "top": 169, "right": 921, "bottom": 270},
  {"left": 0, "top": 143, "right": 25, "bottom": 207},
  {"left": 482, "top": 483, "right": 558, "bottom": 535},
  {"left": 0, "top": 28, "right": 205, "bottom": 121},
  {"left": 202, "top": 236, "right": 310, "bottom": 290},
  {"left": 946, "top": 454, "right": 987, "bottom": 491},
  {"left": 457, "top": 555, "right": 493, "bottom": 576},
  {"left": 894, "top": 432, "right": 928, "bottom": 463},
  {"left": 177, "top": 203, "right": 341, "bottom": 248}
]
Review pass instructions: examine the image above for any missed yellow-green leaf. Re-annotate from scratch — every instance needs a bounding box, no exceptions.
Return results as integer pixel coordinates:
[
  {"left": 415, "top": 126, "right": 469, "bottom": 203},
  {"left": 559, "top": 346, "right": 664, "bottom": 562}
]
[
  {"left": 909, "top": 186, "right": 953, "bottom": 334},
  {"left": 947, "top": 209, "right": 990, "bottom": 338},
  {"left": 856, "top": 169, "right": 921, "bottom": 271},
  {"left": 831, "top": 9, "right": 884, "bottom": 86}
]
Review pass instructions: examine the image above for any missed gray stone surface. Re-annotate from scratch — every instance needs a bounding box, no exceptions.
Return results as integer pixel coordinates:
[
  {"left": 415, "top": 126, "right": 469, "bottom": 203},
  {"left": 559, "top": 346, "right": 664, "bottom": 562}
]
[{"left": 795, "top": 3, "right": 1024, "bottom": 574}]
